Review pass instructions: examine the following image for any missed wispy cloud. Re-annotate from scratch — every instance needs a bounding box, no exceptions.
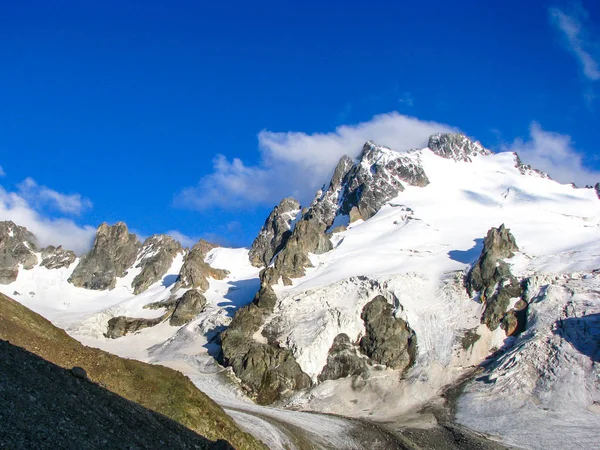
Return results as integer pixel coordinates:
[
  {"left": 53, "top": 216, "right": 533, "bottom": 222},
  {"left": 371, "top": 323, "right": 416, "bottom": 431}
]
[
  {"left": 175, "top": 112, "right": 457, "bottom": 211},
  {"left": 16, "top": 177, "right": 92, "bottom": 216},
  {"left": 503, "top": 122, "right": 600, "bottom": 186},
  {"left": 0, "top": 165, "right": 5, "bottom": 177},
  {"left": 549, "top": 4, "right": 600, "bottom": 81},
  {"left": 166, "top": 230, "right": 198, "bottom": 248}
]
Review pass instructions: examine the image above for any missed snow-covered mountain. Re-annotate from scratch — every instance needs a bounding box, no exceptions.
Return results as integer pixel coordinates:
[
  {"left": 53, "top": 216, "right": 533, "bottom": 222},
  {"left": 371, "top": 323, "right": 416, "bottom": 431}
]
[{"left": 2, "top": 133, "right": 599, "bottom": 449}]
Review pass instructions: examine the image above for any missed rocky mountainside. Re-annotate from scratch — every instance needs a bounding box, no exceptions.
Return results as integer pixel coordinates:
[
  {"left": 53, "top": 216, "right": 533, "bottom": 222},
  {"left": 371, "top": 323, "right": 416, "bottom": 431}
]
[{"left": 1, "top": 132, "right": 600, "bottom": 449}]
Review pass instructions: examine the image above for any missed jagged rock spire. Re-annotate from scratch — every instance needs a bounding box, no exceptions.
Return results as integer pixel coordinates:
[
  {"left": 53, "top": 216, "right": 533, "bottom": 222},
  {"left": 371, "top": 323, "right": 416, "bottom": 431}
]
[{"left": 69, "top": 222, "right": 141, "bottom": 290}]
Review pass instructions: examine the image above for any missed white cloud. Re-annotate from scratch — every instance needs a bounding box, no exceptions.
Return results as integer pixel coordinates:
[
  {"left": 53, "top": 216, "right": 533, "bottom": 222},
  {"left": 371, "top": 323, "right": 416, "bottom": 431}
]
[
  {"left": 176, "top": 112, "right": 457, "bottom": 210},
  {"left": 503, "top": 122, "right": 600, "bottom": 186},
  {"left": 0, "top": 187, "right": 96, "bottom": 254},
  {"left": 549, "top": 5, "right": 600, "bottom": 81},
  {"left": 0, "top": 165, "right": 5, "bottom": 177},
  {"left": 166, "top": 230, "right": 198, "bottom": 248},
  {"left": 16, "top": 177, "right": 92, "bottom": 216}
]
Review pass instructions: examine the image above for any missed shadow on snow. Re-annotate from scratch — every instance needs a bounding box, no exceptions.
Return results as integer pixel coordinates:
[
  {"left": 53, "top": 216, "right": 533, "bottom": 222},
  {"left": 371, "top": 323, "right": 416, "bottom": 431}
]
[
  {"left": 553, "top": 313, "right": 600, "bottom": 362},
  {"left": 448, "top": 238, "right": 483, "bottom": 264}
]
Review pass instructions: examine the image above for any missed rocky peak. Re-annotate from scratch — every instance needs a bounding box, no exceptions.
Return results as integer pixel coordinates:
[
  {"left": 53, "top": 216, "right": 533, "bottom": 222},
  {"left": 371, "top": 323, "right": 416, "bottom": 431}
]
[
  {"left": 40, "top": 245, "right": 76, "bottom": 270},
  {"left": 428, "top": 133, "right": 491, "bottom": 162},
  {"left": 337, "top": 141, "right": 429, "bottom": 221},
  {"left": 171, "top": 240, "right": 228, "bottom": 292},
  {"left": 0, "top": 221, "right": 38, "bottom": 284},
  {"left": 131, "top": 234, "right": 183, "bottom": 295},
  {"left": 248, "top": 197, "right": 300, "bottom": 268},
  {"left": 68, "top": 222, "right": 141, "bottom": 290}
]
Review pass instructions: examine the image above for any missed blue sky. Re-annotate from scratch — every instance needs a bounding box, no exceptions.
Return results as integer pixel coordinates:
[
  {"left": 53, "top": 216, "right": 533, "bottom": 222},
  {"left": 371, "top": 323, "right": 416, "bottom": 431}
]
[{"left": 0, "top": 0, "right": 599, "bottom": 252}]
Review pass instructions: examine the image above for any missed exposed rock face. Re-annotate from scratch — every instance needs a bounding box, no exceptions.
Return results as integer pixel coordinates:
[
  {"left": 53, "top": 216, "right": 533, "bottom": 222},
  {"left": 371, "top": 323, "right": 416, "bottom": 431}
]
[
  {"left": 132, "top": 235, "right": 183, "bottom": 294},
  {"left": 318, "top": 333, "right": 369, "bottom": 382},
  {"left": 595, "top": 182, "right": 600, "bottom": 200},
  {"left": 172, "top": 240, "right": 228, "bottom": 292},
  {"left": 0, "top": 221, "right": 38, "bottom": 284},
  {"left": 222, "top": 335, "right": 311, "bottom": 405},
  {"left": 248, "top": 197, "right": 300, "bottom": 268},
  {"left": 514, "top": 153, "right": 550, "bottom": 178},
  {"left": 428, "top": 133, "right": 491, "bottom": 162},
  {"left": 359, "top": 296, "right": 416, "bottom": 372},
  {"left": 69, "top": 222, "right": 141, "bottom": 290},
  {"left": 39, "top": 246, "right": 76, "bottom": 270},
  {"left": 108, "top": 289, "right": 207, "bottom": 338},
  {"left": 105, "top": 314, "right": 165, "bottom": 339},
  {"left": 309, "top": 155, "right": 354, "bottom": 227},
  {"left": 466, "top": 225, "right": 524, "bottom": 331},
  {"left": 262, "top": 218, "right": 332, "bottom": 285},
  {"left": 338, "top": 141, "right": 429, "bottom": 221},
  {"left": 170, "top": 289, "right": 207, "bottom": 326},
  {"left": 466, "top": 224, "right": 518, "bottom": 296},
  {"left": 220, "top": 285, "right": 311, "bottom": 405}
]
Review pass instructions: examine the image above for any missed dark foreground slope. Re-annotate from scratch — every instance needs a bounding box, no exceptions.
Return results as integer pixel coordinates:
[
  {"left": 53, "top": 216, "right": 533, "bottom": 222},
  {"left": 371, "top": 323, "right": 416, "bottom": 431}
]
[
  {"left": 0, "top": 294, "right": 264, "bottom": 450},
  {"left": 0, "top": 340, "right": 229, "bottom": 449}
]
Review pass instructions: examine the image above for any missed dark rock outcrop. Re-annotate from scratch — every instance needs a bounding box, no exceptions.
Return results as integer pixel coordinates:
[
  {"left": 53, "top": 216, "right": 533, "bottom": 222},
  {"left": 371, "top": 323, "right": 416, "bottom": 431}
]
[
  {"left": 40, "top": 245, "right": 76, "bottom": 270},
  {"left": 319, "top": 333, "right": 369, "bottom": 382},
  {"left": 220, "top": 285, "right": 311, "bottom": 405},
  {"left": 514, "top": 153, "right": 550, "bottom": 178},
  {"left": 221, "top": 335, "right": 311, "bottom": 405},
  {"left": 428, "top": 133, "right": 491, "bottom": 162},
  {"left": 132, "top": 235, "right": 183, "bottom": 294},
  {"left": 105, "top": 314, "right": 166, "bottom": 339},
  {"left": 69, "top": 222, "right": 141, "bottom": 290},
  {"left": 262, "top": 218, "right": 332, "bottom": 285},
  {"left": 359, "top": 296, "right": 416, "bottom": 372},
  {"left": 170, "top": 289, "right": 207, "bottom": 326},
  {"left": 595, "top": 182, "right": 600, "bottom": 199},
  {"left": 466, "top": 225, "right": 524, "bottom": 331},
  {"left": 248, "top": 197, "right": 300, "bottom": 268},
  {"left": 466, "top": 224, "right": 518, "bottom": 297},
  {"left": 172, "top": 240, "right": 228, "bottom": 293},
  {"left": 0, "top": 221, "right": 38, "bottom": 284}
]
